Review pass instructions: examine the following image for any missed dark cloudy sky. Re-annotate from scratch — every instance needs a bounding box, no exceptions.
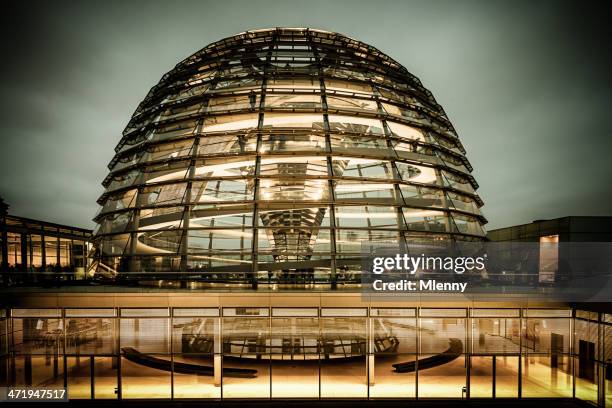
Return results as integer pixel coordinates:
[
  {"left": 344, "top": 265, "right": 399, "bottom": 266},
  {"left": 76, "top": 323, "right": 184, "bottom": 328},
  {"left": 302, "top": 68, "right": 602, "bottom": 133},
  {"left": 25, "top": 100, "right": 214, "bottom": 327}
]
[{"left": 1, "top": 0, "right": 611, "bottom": 230}]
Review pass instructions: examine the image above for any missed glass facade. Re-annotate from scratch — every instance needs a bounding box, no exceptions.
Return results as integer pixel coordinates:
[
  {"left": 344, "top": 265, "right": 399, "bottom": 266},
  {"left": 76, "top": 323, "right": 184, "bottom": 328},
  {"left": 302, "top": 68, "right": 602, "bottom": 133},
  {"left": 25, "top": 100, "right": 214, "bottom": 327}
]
[
  {"left": 92, "top": 28, "right": 486, "bottom": 283},
  {"left": 0, "top": 215, "right": 91, "bottom": 285},
  {"left": 0, "top": 306, "right": 608, "bottom": 402}
]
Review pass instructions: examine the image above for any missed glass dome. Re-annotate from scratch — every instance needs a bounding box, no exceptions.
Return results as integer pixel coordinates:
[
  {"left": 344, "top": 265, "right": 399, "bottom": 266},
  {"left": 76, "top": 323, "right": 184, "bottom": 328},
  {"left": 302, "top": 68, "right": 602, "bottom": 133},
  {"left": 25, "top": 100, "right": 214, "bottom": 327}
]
[{"left": 92, "top": 28, "right": 486, "bottom": 285}]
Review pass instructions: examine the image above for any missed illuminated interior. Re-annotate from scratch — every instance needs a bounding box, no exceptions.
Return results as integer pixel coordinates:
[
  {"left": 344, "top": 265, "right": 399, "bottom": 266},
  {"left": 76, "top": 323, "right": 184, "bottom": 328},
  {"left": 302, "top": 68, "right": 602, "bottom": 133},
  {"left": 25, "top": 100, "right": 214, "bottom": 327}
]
[{"left": 1, "top": 306, "right": 604, "bottom": 403}]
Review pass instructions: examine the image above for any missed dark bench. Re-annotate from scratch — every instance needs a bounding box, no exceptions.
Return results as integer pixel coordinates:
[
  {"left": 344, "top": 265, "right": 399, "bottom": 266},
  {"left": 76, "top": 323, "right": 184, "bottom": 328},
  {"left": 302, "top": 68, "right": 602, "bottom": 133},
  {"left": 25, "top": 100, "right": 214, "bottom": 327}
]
[
  {"left": 121, "top": 347, "right": 257, "bottom": 378},
  {"left": 392, "top": 338, "right": 463, "bottom": 373}
]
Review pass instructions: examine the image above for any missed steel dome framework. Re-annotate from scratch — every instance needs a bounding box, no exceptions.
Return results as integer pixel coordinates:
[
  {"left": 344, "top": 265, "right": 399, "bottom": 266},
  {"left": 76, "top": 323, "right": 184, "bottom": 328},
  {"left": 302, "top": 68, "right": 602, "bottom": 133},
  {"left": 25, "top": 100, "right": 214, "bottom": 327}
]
[{"left": 93, "top": 28, "right": 486, "bottom": 284}]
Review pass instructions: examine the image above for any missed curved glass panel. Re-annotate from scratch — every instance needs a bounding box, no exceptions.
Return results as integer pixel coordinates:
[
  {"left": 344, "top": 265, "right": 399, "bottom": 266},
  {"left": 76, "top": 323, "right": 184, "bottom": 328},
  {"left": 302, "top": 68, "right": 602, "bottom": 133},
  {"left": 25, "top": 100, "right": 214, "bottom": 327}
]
[{"left": 93, "top": 28, "right": 486, "bottom": 284}]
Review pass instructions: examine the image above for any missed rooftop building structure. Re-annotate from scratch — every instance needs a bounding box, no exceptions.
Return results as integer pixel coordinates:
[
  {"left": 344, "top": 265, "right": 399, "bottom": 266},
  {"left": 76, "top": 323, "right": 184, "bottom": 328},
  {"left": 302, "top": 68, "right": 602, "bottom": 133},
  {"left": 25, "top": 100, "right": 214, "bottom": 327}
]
[{"left": 92, "top": 28, "right": 486, "bottom": 287}]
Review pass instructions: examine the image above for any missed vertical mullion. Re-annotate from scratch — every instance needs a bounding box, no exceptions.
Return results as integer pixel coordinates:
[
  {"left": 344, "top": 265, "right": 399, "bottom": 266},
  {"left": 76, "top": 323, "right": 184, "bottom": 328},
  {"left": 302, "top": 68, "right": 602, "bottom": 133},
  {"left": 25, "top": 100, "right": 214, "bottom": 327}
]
[
  {"left": 56, "top": 236, "right": 60, "bottom": 271},
  {"left": 178, "top": 134, "right": 200, "bottom": 280},
  {"left": 40, "top": 231, "right": 45, "bottom": 279},
  {"left": 466, "top": 311, "right": 470, "bottom": 399},
  {"left": 219, "top": 313, "right": 223, "bottom": 400},
  {"left": 367, "top": 309, "right": 371, "bottom": 399},
  {"left": 62, "top": 309, "right": 67, "bottom": 391},
  {"left": 128, "top": 188, "right": 142, "bottom": 273},
  {"left": 90, "top": 356, "right": 95, "bottom": 400},
  {"left": 310, "top": 29, "right": 337, "bottom": 289},
  {"left": 598, "top": 312, "right": 605, "bottom": 406},
  {"left": 518, "top": 308, "right": 523, "bottom": 398},
  {"left": 170, "top": 309, "right": 174, "bottom": 400},
  {"left": 376, "top": 86, "right": 408, "bottom": 254},
  {"left": 178, "top": 54, "right": 228, "bottom": 279},
  {"left": 492, "top": 355, "right": 496, "bottom": 398},
  {"left": 116, "top": 308, "right": 122, "bottom": 400},
  {"left": 269, "top": 310, "right": 272, "bottom": 399},
  {"left": 251, "top": 31, "right": 276, "bottom": 288},
  {"left": 318, "top": 306, "right": 322, "bottom": 399},
  {"left": 416, "top": 307, "right": 420, "bottom": 399},
  {"left": 1, "top": 214, "right": 8, "bottom": 285},
  {"left": 24, "top": 232, "right": 29, "bottom": 281},
  {"left": 571, "top": 310, "right": 576, "bottom": 399}
]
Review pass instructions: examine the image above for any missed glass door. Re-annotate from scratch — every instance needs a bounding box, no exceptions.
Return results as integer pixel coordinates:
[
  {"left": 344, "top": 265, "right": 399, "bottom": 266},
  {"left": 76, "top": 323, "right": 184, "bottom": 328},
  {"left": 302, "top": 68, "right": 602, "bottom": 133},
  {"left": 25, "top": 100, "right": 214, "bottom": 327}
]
[{"left": 470, "top": 354, "right": 520, "bottom": 398}]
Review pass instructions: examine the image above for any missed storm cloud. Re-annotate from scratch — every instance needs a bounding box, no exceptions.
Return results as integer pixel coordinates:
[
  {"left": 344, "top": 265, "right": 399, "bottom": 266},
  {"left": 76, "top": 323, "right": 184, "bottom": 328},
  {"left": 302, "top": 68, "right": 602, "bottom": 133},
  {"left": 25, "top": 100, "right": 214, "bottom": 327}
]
[{"left": 0, "top": 0, "right": 611, "bottom": 230}]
